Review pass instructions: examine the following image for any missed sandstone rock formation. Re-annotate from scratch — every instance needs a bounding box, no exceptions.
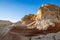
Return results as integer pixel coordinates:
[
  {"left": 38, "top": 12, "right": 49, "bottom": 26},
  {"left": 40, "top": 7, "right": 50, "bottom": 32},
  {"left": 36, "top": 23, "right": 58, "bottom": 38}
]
[
  {"left": 0, "top": 4, "right": 60, "bottom": 40},
  {"left": 27, "top": 4, "right": 60, "bottom": 30},
  {"left": 21, "top": 14, "right": 35, "bottom": 25}
]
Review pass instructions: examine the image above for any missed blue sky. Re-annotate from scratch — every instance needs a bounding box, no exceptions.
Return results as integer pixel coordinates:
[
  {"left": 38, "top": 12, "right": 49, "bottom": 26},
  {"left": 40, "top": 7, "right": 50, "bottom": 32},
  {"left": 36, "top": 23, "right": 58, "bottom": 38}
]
[{"left": 0, "top": 0, "right": 60, "bottom": 22}]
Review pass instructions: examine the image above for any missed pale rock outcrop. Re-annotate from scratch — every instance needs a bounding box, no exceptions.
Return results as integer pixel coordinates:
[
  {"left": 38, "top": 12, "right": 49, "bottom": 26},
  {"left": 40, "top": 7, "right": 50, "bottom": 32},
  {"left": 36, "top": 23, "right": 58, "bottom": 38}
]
[
  {"left": 21, "top": 14, "right": 35, "bottom": 25},
  {"left": 27, "top": 4, "right": 60, "bottom": 30},
  {"left": 31, "top": 31, "right": 60, "bottom": 40}
]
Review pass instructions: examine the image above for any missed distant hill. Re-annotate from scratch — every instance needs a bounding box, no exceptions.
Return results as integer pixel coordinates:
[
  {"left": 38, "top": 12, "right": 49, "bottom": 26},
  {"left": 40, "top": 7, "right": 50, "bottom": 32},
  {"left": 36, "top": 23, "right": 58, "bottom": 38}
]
[{"left": 0, "top": 20, "right": 12, "bottom": 27}]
